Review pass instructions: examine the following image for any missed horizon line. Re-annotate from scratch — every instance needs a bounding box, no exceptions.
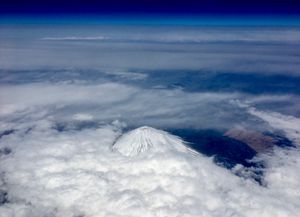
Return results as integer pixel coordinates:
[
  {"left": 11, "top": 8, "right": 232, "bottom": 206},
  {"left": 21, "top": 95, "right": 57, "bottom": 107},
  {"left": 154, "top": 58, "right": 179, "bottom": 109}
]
[{"left": 1, "top": 14, "right": 300, "bottom": 26}]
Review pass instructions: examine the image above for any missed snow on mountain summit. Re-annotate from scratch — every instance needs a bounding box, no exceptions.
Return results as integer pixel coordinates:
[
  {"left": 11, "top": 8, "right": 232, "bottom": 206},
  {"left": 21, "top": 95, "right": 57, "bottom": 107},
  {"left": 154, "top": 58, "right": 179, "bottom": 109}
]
[{"left": 113, "top": 126, "right": 196, "bottom": 156}]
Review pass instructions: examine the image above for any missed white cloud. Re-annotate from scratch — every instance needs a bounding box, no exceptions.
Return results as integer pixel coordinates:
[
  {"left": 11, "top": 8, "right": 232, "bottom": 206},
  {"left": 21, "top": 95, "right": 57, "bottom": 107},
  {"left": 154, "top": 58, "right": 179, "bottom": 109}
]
[
  {"left": 245, "top": 108, "right": 300, "bottom": 203},
  {"left": 0, "top": 98, "right": 300, "bottom": 216},
  {"left": 248, "top": 107, "right": 300, "bottom": 143},
  {"left": 0, "top": 82, "right": 136, "bottom": 115},
  {"left": 104, "top": 71, "right": 148, "bottom": 80},
  {"left": 1, "top": 115, "right": 300, "bottom": 217},
  {"left": 0, "top": 82, "right": 242, "bottom": 131},
  {"left": 1, "top": 26, "right": 300, "bottom": 74},
  {"left": 73, "top": 113, "right": 94, "bottom": 121},
  {"left": 42, "top": 36, "right": 107, "bottom": 41},
  {"left": 41, "top": 28, "right": 300, "bottom": 43}
]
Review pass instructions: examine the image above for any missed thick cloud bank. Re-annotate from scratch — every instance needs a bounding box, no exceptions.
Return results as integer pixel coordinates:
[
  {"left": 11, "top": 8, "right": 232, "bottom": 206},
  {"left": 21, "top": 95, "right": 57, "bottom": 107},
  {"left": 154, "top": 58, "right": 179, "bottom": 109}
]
[{"left": 0, "top": 84, "right": 300, "bottom": 216}]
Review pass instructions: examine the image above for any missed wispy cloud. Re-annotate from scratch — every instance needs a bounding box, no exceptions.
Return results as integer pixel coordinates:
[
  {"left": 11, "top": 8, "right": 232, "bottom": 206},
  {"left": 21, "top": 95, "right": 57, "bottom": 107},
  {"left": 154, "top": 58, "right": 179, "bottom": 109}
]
[{"left": 1, "top": 26, "right": 300, "bottom": 74}]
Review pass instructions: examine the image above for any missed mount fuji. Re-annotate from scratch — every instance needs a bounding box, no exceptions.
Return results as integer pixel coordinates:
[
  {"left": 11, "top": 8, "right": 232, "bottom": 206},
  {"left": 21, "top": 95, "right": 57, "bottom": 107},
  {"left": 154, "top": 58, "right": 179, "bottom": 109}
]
[{"left": 113, "top": 126, "right": 197, "bottom": 156}]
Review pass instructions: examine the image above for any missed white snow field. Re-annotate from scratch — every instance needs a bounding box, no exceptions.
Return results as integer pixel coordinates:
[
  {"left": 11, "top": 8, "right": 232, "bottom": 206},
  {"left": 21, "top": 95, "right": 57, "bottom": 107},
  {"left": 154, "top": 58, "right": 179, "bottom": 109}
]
[{"left": 113, "top": 126, "right": 197, "bottom": 156}]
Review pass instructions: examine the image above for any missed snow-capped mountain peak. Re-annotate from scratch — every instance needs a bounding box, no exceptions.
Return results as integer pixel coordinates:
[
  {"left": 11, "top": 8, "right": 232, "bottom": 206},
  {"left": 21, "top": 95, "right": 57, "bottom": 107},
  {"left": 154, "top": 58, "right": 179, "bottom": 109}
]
[{"left": 113, "top": 126, "right": 196, "bottom": 156}]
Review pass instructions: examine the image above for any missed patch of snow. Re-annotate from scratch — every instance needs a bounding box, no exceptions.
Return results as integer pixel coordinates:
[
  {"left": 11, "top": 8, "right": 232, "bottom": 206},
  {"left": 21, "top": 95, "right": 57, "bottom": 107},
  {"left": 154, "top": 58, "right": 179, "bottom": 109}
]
[{"left": 113, "top": 126, "right": 196, "bottom": 156}]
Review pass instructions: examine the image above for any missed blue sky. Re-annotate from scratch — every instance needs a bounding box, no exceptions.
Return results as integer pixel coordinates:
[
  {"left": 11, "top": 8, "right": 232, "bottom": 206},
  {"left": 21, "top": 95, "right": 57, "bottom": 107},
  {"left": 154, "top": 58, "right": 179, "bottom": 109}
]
[
  {"left": 1, "top": 0, "right": 300, "bottom": 15},
  {"left": 1, "top": 0, "right": 300, "bottom": 26}
]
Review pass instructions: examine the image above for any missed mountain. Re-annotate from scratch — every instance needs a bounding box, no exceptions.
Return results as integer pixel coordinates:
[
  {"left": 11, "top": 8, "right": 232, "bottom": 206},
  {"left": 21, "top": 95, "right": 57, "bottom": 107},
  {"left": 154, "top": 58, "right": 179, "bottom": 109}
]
[
  {"left": 224, "top": 128, "right": 275, "bottom": 152},
  {"left": 112, "top": 126, "right": 197, "bottom": 156}
]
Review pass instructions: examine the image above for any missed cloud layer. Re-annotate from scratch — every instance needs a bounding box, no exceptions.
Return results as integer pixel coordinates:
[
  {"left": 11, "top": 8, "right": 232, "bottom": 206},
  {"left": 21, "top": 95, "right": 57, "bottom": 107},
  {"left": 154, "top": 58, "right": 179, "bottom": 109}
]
[
  {"left": 1, "top": 107, "right": 300, "bottom": 217},
  {"left": 1, "top": 25, "right": 300, "bottom": 74},
  {"left": 0, "top": 81, "right": 300, "bottom": 217}
]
